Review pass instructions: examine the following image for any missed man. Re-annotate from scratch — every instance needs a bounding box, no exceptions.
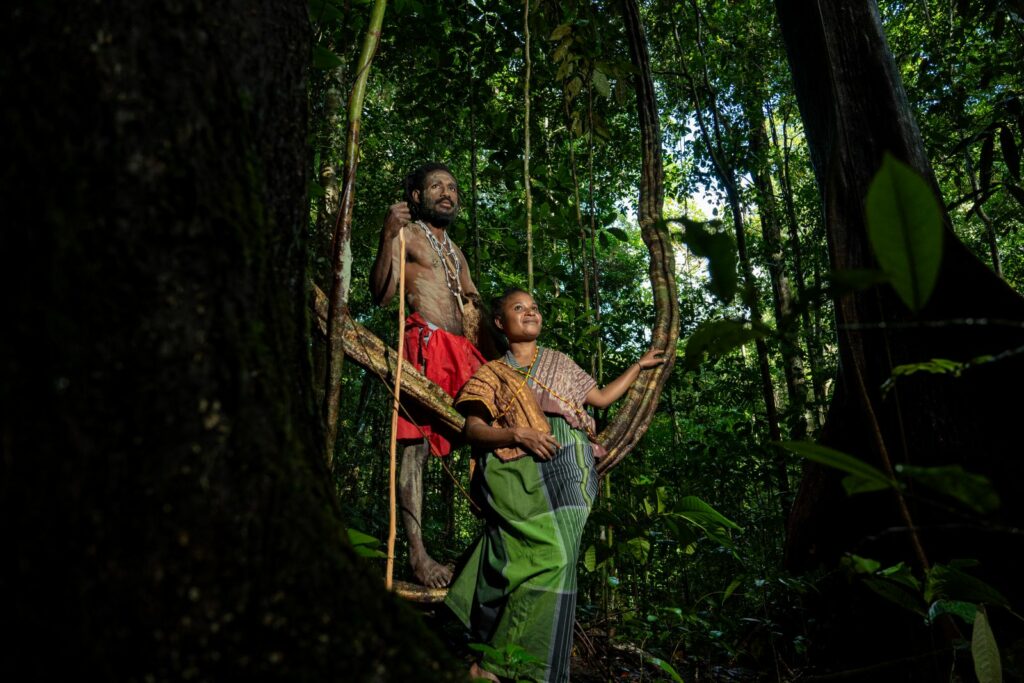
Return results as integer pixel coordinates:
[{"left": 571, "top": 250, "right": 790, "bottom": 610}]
[{"left": 370, "top": 162, "right": 487, "bottom": 587}]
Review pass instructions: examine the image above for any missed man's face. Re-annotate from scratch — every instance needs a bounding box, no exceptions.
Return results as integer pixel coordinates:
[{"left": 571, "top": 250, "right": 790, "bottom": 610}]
[{"left": 413, "top": 170, "right": 459, "bottom": 227}]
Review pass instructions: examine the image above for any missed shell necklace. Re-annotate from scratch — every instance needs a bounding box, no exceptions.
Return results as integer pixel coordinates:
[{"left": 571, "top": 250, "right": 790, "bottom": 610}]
[{"left": 417, "top": 220, "right": 464, "bottom": 313}]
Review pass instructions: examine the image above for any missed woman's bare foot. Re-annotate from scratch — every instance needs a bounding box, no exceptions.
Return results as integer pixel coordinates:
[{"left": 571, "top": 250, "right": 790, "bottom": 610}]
[{"left": 469, "top": 662, "right": 500, "bottom": 682}]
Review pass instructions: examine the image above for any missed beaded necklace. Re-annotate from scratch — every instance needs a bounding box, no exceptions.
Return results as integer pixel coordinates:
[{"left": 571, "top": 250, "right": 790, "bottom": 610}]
[
  {"left": 497, "top": 348, "right": 596, "bottom": 438},
  {"left": 417, "top": 220, "right": 464, "bottom": 313},
  {"left": 491, "top": 347, "right": 539, "bottom": 422}
]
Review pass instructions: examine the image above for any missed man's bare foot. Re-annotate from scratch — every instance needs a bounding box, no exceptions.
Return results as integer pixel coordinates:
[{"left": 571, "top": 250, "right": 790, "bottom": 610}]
[
  {"left": 469, "top": 662, "right": 500, "bottom": 682},
  {"left": 411, "top": 552, "right": 453, "bottom": 588}
]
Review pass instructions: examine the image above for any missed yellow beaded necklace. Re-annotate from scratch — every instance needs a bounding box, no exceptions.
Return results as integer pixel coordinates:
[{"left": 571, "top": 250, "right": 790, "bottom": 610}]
[{"left": 496, "top": 348, "right": 596, "bottom": 438}]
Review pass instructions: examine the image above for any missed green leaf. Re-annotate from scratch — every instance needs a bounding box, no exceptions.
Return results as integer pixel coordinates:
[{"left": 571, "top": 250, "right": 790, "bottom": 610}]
[
  {"left": 927, "top": 564, "right": 1008, "bottom": 607},
  {"left": 312, "top": 44, "right": 344, "bottom": 70},
  {"left": 928, "top": 599, "right": 977, "bottom": 625},
  {"left": 972, "top": 606, "right": 1002, "bottom": 683},
  {"left": 671, "top": 496, "right": 741, "bottom": 550},
  {"left": 675, "top": 496, "right": 742, "bottom": 530},
  {"left": 878, "top": 561, "right": 921, "bottom": 592},
  {"left": 890, "top": 358, "right": 966, "bottom": 378},
  {"left": 865, "top": 153, "right": 944, "bottom": 312},
  {"left": 592, "top": 69, "right": 611, "bottom": 99},
  {"left": 626, "top": 536, "right": 651, "bottom": 563},
  {"left": 647, "top": 656, "right": 685, "bottom": 683},
  {"left": 346, "top": 528, "right": 387, "bottom": 558},
  {"left": 722, "top": 576, "right": 743, "bottom": 604},
  {"left": 863, "top": 577, "right": 928, "bottom": 615},
  {"left": 841, "top": 474, "right": 893, "bottom": 495},
  {"left": 778, "top": 441, "right": 896, "bottom": 493},
  {"left": 845, "top": 554, "right": 881, "bottom": 574},
  {"left": 897, "top": 464, "right": 1001, "bottom": 514},
  {"left": 583, "top": 544, "right": 597, "bottom": 573},
  {"left": 308, "top": 180, "right": 326, "bottom": 198},
  {"left": 684, "top": 319, "right": 767, "bottom": 369},
  {"left": 672, "top": 218, "right": 738, "bottom": 302},
  {"left": 347, "top": 528, "right": 381, "bottom": 547},
  {"left": 549, "top": 22, "right": 572, "bottom": 41},
  {"left": 606, "top": 226, "right": 628, "bottom": 241},
  {"left": 309, "top": 0, "right": 345, "bottom": 22}
]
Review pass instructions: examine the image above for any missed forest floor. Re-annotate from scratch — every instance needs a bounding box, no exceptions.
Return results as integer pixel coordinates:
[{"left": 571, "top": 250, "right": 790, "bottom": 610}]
[
  {"left": 413, "top": 593, "right": 766, "bottom": 681},
  {"left": 569, "top": 633, "right": 762, "bottom": 682}
]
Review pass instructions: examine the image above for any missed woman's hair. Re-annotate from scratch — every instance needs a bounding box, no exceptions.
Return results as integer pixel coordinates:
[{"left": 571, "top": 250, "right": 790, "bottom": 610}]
[{"left": 490, "top": 287, "right": 530, "bottom": 321}]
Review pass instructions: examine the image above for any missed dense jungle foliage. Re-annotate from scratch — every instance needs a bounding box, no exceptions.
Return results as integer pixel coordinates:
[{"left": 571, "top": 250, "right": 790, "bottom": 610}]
[{"left": 310, "top": 0, "right": 1024, "bottom": 679}]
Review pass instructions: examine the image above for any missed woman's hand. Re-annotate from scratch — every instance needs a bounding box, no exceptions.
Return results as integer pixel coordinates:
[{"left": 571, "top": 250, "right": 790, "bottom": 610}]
[
  {"left": 512, "top": 426, "right": 560, "bottom": 460},
  {"left": 637, "top": 347, "right": 667, "bottom": 369}
]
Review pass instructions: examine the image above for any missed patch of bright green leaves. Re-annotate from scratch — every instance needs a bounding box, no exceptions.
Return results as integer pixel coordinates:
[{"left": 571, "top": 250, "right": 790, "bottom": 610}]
[
  {"left": 347, "top": 528, "right": 387, "bottom": 558},
  {"left": 469, "top": 642, "right": 541, "bottom": 683}
]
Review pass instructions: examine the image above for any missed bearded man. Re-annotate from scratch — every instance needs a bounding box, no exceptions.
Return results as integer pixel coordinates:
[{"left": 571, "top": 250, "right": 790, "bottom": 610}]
[{"left": 370, "top": 162, "right": 488, "bottom": 587}]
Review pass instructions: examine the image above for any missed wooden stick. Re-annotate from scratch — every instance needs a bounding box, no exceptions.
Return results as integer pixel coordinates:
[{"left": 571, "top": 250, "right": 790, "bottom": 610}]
[{"left": 386, "top": 229, "right": 407, "bottom": 590}]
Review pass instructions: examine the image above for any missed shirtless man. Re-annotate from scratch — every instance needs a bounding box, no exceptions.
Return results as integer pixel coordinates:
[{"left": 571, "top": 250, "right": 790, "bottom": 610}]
[{"left": 370, "top": 162, "right": 487, "bottom": 587}]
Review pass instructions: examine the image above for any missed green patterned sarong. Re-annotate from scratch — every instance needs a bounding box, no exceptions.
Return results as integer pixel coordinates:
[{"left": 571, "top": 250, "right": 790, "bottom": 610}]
[{"left": 446, "top": 416, "right": 598, "bottom": 682}]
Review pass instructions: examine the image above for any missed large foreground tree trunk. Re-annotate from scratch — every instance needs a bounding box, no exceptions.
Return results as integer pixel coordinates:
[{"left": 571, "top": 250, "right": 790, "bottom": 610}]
[
  {"left": 776, "top": 0, "right": 1024, "bottom": 676},
  {"left": 1, "top": 3, "right": 455, "bottom": 680}
]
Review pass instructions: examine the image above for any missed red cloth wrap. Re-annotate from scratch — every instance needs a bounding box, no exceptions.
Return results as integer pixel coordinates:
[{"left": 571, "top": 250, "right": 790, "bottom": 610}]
[{"left": 397, "top": 312, "right": 486, "bottom": 456}]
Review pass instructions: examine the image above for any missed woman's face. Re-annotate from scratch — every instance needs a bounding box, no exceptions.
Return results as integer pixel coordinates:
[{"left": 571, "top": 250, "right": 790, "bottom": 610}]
[{"left": 496, "top": 291, "right": 542, "bottom": 342}]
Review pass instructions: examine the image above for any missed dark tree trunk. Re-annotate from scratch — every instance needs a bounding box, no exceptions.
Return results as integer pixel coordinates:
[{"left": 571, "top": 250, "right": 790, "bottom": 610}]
[
  {"left": 776, "top": 0, "right": 1024, "bottom": 675},
  {"left": 1, "top": 3, "right": 456, "bottom": 680}
]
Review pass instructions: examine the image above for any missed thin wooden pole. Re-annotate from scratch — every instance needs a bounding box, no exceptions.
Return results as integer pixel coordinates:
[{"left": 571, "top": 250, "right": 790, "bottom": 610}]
[
  {"left": 523, "top": 0, "right": 534, "bottom": 291},
  {"left": 385, "top": 229, "right": 406, "bottom": 590}
]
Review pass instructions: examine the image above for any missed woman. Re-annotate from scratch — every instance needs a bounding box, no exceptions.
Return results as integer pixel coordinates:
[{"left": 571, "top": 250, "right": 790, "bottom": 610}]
[{"left": 446, "top": 288, "right": 664, "bottom": 682}]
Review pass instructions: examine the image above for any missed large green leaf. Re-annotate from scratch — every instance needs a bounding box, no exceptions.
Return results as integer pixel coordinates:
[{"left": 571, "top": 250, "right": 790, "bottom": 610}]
[
  {"left": 592, "top": 69, "right": 612, "bottom": 99},
  {"left": 671, "top": 496, "right": 742, "bottom": 550},
  {"left": 778, "top": 441, "right": 896, "bottom": 493},
  {"left": 863, "top": 577, "right": 928, "bottom": 616},
  {"left": 647, "top": 656, "right": 685, "bottom": 683},
  {"left": 675, "top": 496, "right": 742, "bottom": 530},
  {"left": 972, "top": 606, "right": 1002, "bottom": 683},
  {"left": 865, "top": 153, "right": 944, "bottom": 312},
  {"left": 928, "top": 599, "right": 977, "bottom": 626},
  {"left": 897, "top": 464, "right": 1001, "bottom": 514},
  {"left": 347, "top": 528, "right": 387, "bottom": 559},
  {"left": 926, "top": 564, "right": 1008, "bottom": 607},
  {"left": 312, "top": 44, "right": 344, "bottom": 70}
]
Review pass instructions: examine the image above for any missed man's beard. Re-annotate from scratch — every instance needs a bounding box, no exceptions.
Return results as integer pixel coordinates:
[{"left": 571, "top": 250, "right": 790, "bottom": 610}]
[{"left": 415, "top": 200, "right": 459, "bottom": 228}]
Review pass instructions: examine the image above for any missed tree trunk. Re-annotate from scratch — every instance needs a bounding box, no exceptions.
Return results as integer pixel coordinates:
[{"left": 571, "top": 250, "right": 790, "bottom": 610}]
[
  {"left": 771, "top": 105, "right": 827, "bottom": 431},
  {"left": 322, "top": 0, "right": 388, "bottom": 461},
  {"left": 745, "top": 102, "right": 810, "bottom": 440},
  {"left": 728, "top": 189, "right": 791, "bottom": 519},
  {"left": 776, "top": 0, "right": 1024, "bottom": 674},
  {"left": 2, "top": 3, "right": 456, "bottom": 680}
]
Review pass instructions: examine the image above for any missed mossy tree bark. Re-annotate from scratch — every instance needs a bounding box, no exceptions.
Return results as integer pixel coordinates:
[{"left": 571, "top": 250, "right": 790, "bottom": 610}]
[{"left": 2, "top": 2, "right": 456, "bottom": 680}]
